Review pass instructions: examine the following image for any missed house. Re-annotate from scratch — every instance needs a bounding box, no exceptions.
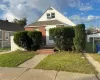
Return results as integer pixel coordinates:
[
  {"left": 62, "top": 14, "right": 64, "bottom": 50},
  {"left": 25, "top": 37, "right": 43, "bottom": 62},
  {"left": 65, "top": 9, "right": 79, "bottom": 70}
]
[
  {"left": 25, "top": 7, "right": 76, "bottom": 45},
  {"left": 0, "top": 20, "right": 24, "bottom": 48}
]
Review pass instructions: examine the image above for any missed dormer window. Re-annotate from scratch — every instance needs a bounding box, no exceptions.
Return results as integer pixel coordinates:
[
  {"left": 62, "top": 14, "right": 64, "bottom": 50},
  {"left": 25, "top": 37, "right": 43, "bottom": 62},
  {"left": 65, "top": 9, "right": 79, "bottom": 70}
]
[{"left": 47, "top": 13, "right": 55, "bottom": 19}]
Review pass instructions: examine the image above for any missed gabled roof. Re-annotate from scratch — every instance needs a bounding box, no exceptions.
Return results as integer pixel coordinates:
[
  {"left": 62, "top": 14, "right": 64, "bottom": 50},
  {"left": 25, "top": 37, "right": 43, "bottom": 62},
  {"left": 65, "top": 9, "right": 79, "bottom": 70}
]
[
  {"left": 0, "top": 20, "right": 24, "bottom": 31},
  {"left": 26, "top": 20, "right": 67, "bottom": 27}
]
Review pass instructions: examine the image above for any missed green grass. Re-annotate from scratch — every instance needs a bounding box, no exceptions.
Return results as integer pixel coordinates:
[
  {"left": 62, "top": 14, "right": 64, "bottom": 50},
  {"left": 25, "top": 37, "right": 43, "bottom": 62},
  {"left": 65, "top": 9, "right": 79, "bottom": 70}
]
[
  {"left": 36, "top": 52, "right": 97, "bottom": 74},
  {"left": 0, "top": 47, "right": 11, "bottom": 51},
  {"left": 0, "top": 50, "right": 36, "bottom": 67},
  {"left": 90, "top": 53, "right": 100, "bottom": 63}
]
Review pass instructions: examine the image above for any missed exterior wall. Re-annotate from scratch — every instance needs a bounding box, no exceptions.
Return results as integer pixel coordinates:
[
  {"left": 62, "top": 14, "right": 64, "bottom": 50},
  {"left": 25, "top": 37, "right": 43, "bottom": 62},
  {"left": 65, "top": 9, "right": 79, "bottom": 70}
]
[
  {"left": 87, "top": 33, "right": 100, "bottom": 42},
  {"left": 25, "top": 27, "right": 34, "bottom": 31},
  {"left": 45, "top": 25, "right": 56, "bottom": 45},
  {"left": 25, "top": 26, "right": 46, "bottom": 44},
  {"left": 11, "top": 36, "right": 25, "bottom": 51},
  {"left": 0, "top": 30, "right": 14, "bottom": 48},
  {"left": 38, "top": 7, "right": 76, "bottom": 26}
]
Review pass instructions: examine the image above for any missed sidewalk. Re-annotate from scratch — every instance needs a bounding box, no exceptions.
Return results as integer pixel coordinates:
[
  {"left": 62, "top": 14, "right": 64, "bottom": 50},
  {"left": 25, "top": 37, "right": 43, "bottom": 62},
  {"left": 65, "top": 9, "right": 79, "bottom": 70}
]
[
  {"left": 18, "top": 54, "right": 49, "bottom": 68},
  {"left": 84, "top": 53, "right": 100, "bottom": 80},
  {"left": 0, "top": 53, "right": 98, "bottom": 80},
  {"left": 84, "top": 53, "right": 100, "bottom": 72},
  {"left": 0, "top": 68, "right": 98, "bottom": 80}
]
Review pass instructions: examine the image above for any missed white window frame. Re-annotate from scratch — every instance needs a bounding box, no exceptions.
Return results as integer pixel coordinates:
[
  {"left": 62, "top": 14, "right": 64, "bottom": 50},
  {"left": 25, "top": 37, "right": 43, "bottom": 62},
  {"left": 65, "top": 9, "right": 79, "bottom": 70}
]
[{"left": 5, "top": 32, "right": 9, "bottom": 40}]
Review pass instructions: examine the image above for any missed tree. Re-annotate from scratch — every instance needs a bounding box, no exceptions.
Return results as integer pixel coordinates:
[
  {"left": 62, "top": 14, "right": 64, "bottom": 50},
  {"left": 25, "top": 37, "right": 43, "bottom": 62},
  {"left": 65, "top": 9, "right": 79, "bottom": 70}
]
[
  {"left": 13, "top": 18, "right": 27, "bottom": 27},
  {"left": 86, "top": 27, "right": 95, "bottom": 35}
]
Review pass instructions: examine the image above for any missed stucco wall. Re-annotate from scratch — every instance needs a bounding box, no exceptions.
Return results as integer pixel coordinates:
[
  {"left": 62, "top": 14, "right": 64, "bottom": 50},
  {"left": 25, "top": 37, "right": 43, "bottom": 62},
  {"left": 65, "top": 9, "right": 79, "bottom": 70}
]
[{"left": 11, "top": 36, "right": 25, "bottom": 51}]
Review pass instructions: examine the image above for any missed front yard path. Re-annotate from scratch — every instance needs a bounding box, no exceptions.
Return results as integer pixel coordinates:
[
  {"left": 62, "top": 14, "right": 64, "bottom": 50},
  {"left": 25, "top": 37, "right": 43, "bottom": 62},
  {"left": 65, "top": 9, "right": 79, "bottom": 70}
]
[{"left": 18, "top": 54, "right": 49, "bottom": 68}]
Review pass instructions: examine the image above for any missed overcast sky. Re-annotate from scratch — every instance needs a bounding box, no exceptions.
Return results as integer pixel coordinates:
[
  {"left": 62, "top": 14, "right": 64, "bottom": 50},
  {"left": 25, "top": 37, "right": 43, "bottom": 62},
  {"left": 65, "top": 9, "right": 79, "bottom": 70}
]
[{"left": 0, "top": 0, "right": 100, "bottom": 28}]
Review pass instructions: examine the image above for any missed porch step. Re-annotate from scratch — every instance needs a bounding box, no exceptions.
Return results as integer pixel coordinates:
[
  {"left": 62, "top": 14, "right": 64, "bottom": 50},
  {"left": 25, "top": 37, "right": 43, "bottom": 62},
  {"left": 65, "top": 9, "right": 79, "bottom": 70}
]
[
  {"left": 41, "top": 45, "right": 54, "bottom": 49},
  {"left": 37, "top": 49, "right": 54, "bottom": 54}
]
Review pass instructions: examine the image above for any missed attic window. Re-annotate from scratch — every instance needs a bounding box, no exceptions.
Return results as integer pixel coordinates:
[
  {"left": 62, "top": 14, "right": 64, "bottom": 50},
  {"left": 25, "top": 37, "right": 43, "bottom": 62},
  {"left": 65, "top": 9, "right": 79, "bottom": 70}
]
[
  {"left": 51, "top": 13, "right": 55, "bottom": 18},
  {"left": 47, "top": 13, "right": 51, "bottom": 19},
  {"left": 47, "top": 13, "right": 55, "bottom": 19}
]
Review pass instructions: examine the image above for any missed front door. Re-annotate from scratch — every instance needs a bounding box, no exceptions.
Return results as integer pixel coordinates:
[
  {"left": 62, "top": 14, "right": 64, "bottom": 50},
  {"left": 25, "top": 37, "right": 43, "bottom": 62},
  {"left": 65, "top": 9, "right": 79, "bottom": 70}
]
[{"left": 45, "top": 25, "right": 56, "bottom": 45}]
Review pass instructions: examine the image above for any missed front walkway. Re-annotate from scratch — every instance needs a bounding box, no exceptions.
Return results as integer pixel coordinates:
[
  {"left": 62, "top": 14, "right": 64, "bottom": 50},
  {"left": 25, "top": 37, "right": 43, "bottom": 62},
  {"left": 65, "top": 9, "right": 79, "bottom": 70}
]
[
  {"left": 0, "top": 68, "right": 98, "bottom": 80},
  {"left": 18, "top": 54, "right": 49, "bottom": 68}
]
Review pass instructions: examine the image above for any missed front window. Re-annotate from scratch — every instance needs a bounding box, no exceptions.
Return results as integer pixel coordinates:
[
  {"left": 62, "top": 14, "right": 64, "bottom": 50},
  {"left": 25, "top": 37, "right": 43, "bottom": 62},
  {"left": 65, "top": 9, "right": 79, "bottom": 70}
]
[
  {"left": 5, "top": 32, "right": 9, "bottom": 40},
  {"left": 0, "top": 31, "right": 2, "bottom": 40}
]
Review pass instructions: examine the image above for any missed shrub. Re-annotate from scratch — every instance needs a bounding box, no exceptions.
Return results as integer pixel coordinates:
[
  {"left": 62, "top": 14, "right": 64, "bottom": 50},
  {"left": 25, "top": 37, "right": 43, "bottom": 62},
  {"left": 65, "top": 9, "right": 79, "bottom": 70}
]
[
  {"left": 14, "top": 31, "right": 42, "bottom": 51},
  {"left": 27, "top": 31, "right": 42, "bottom": 51},
  {"left": 49, "top": 27, "right": 75, "bottom": 51},
  {"left": 73, "top": 24, "right": 86, "bottom": 52},
  {"left": 14, "top": 31, "right": 31, "bottom": 50}
]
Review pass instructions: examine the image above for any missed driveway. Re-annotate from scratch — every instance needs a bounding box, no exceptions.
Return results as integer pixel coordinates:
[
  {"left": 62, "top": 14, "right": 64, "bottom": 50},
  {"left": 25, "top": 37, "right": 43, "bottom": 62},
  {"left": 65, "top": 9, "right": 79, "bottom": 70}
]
[{"left": 0, "top": 67, "right": 98, "bottom": 80}]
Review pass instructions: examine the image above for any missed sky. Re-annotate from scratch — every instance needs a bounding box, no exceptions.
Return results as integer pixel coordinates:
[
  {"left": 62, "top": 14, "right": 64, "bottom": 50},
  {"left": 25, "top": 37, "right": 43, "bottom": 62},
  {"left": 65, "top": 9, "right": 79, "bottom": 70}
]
[{"left": 0, "top": 0, "right": 100, "bottom": 28}]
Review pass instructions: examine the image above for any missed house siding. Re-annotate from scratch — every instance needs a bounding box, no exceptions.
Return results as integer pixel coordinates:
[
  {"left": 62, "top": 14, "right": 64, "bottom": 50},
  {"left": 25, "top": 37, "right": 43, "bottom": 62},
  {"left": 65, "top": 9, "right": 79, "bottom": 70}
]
[{"left": 25, "top": 26, "right": 46, "bottom": 44}]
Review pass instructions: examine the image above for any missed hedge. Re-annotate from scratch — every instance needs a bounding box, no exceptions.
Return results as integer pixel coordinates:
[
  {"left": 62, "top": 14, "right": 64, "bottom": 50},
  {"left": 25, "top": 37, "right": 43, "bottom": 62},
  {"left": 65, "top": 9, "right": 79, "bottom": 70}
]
[
  {"left": 73, "top": 24, "right": 86, "bottom": 52},
  {"left": 14, "top": 31, "right": 42, "bottom": 51},
  {"left": 27, "top": 31, "right": 42, "bottom": 51},
  {"left": 49, "top": 27, "right": 75, "bottom": 51}
]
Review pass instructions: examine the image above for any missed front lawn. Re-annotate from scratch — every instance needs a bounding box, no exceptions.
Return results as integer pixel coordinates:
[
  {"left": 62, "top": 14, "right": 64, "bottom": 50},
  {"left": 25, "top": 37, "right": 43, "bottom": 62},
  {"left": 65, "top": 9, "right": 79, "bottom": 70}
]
[
  {"left": 36, "top": 52, "right": 97, "bottom": 74},
  {"left": 0, "top": 47, "right": 11, "bottom": 51},
  {"left": 90, "top": 53, "right": 100, "bottom": 63},
  {"left": 0, "top": 50, "right": 36, "bottom": 67}
]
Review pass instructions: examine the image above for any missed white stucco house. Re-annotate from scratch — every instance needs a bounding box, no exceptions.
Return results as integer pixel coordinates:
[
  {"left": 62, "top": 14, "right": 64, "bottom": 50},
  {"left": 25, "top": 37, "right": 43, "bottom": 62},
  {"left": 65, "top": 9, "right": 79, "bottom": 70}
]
[{"left": 25, "top": 7, "right": 76, "bottom": 45}]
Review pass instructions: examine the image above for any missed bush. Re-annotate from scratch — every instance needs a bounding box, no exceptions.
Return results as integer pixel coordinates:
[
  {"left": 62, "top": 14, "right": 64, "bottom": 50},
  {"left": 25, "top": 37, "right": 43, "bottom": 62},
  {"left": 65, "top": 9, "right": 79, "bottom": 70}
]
[
  {"left": 73, "top": 24, "right": 86, "bottom": 52},
  {"left": 14, "top": 31, "right": 31, "bottom": 50},
  {"left": 49, "top": 27, "right": 75, "bottom": 51},
  {"left": 27, "top": 31, "right": 42, "bottom": 51},
  {"left": 14, "top": 31, "right": 42, "bottom": 51}
]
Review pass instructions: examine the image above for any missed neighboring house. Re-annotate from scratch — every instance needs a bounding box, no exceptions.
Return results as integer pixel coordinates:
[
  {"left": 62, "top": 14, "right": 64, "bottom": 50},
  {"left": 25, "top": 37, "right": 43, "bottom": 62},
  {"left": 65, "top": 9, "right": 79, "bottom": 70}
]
[
  {"left": 0, "top": 20, "right": 23, "bottom": 48},
  {"left": 25, "top": 7, "right": 76, "bottom": 45}
]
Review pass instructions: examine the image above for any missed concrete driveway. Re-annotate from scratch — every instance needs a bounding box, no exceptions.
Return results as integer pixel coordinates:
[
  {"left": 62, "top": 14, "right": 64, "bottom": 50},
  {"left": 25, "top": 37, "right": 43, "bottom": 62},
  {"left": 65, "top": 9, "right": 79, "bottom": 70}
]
[{"left": 0, "top": 67, "right": 98, "bottom": 80}]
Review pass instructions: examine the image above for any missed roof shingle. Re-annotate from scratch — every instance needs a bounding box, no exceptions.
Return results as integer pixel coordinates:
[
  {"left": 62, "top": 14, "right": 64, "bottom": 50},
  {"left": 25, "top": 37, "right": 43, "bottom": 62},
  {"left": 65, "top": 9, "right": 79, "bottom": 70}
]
[
  {"left": 0, "top": 20, "right": 24, "bottom": 31},
  {"left": 26, "top": 20, "right": 64, "bottom": 27}
]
